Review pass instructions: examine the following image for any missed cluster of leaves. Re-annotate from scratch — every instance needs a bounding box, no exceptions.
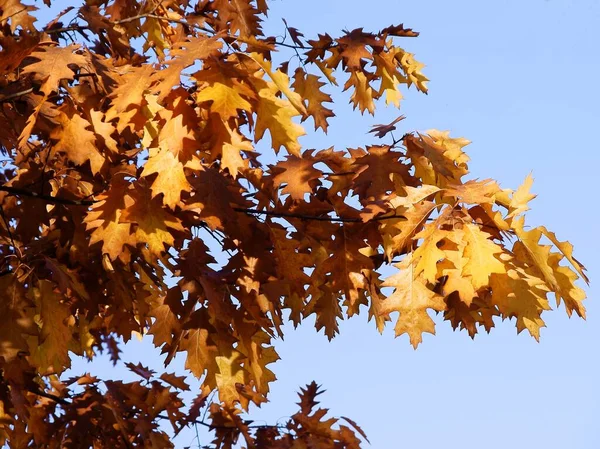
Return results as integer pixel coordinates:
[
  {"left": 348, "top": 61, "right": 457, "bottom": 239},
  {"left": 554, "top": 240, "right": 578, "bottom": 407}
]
[{"left": 0, "top": 0, "right": 588, "bottom": 447}]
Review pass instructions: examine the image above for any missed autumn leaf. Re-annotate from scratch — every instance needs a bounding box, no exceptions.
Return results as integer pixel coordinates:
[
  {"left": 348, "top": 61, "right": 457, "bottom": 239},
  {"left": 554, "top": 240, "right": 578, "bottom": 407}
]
[
  {"left": 506, "top": 173, "right": 536, "bottom": 218},
  {"left": 272, "top": 155, "right": 323, "bottom": 200},
  {"left": 51, "top": 106, "right": 106, "bottom": 175},
  {"left": 194, "top": 65, "right": 255, "bottom": 119},
  {"left": 29, "top": 280, "right": 74, "bottom": 374},
  {"left": 380, "top": 255, "right": 446, "bottom": 348},
  {"left": 141, "top": 148, "right": 191, "bottom": 209},
  {"left": 22, "top": 45, "right": 87, "bottom": 96},
  {"left": 254, "top": 81, "right": 306, "bottom": 155},
  {"left": 461, "top": 223, "right": 506, "bottom": 290},
  {"left": 292, "top": 68, "right": 335, "bottom": 131},
  {"left": 344, "top": 70, "right": 376, "bottom": 115},
  {"left": 120, "top": 185, "right": 184, "bottom": 257},
  {"left": 490, "top": 269, "right": 551, "bottom": 340},
  {"left": 248, "top": 52, "right": 307, "bottom": 117}
]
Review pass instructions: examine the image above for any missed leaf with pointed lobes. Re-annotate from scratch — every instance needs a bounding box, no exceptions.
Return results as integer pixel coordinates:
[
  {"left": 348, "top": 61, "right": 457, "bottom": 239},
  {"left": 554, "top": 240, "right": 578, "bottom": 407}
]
[
  {"left": 125, "top": 362, "right": 155, "bottom": 381},
  {"left": 51, "top": 106, "right": 106, "bottom": 175},
  {"left": 85, "top": 176, "right": 135, "bottom": 262},
  {"left": 379, "top": 185, "right": 439, "bottom": 259},
  {"left": 336, "top": 28, "right": 382, "bottom": 70},
  {"left": 381, "top": 23, "right": 420, "bottom": 37},
  {"left": 312, "top": 225, "right": 374, "bottom": 316},
  {"left": 511, "top": 226, "right": 587, "bottom": 319},
  {"left": 443, "top": 179, "right": 501, "bottom": 205},
  {"left": 373, "top": 47, "right": 407, "bottom": 107},
  {"left": 396, "top": 48, "right": 429, "bottom": 93},
  {"left": 254, "top": 81, "right": 306, "bottom": 155},
  {"left": 150, "top": 36, "right": 223, "bottom": 102},
  {"left": 505, "top": 173, "right": 537, "bottom": 218},
  {"left": 461, "top": 223, "right": 507, "bottom": 290},
  {"left": 305, "top": 285, "right": 343, "bottom": 340},
  {"left": 405, "top": 133, "right": 469, "bottom": 183},
  {"left": 248, "top": 52, "right": 307, "bottom": 117},
  {"left": 369, "top": 115, "right": 405, "bottom": 139},
  {"left": 283, "top": 18, "right": 305, "bottom": 46},
  {"left": 292, "top": 68, "right": 335, "bottom": 131},
  {"left": 194, "top": 64, "right": 256, "bottom": 119},
  {"left": 490, "top": 269, "right": 551, "bottom": 341},
  {"left": 120, "top": 184, "right": 184, "bottom": 257},
  {"left": 141, "top": 148, "right": 191, "bottom": 209},
  {"left": 22, "top": 45, "right": 88, "bottom": 96},
  {"left": 351, "top": 145, "right": 412, "bottom": 200},
  {"left": 380, "top": 255, "right": 446, "bottom": 348},
  {"left": 344, "top": 70, "right": 376, "bottom": 115},
  {"left": 271, "top": 154, "right": 323, "bottom": 200}
]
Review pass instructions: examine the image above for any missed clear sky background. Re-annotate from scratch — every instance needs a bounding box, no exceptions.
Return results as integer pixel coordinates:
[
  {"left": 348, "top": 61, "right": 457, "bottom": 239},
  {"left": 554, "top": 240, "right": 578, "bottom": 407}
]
[{"left": 34, "top": 0, "right": 599, "bottom": 448}]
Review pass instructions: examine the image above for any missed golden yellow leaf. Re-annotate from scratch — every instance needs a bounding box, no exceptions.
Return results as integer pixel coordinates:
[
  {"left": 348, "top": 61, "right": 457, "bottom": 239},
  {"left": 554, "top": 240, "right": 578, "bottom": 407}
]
[
  {"left": 506, "top": 173, "right": 536, "bottom": 218},
  {"left": 490, "top": 270, "right": 550, "bottom": 341},
  {"left": 194, "top": 66, "right": 255, "bottom": 118},
  {"left": 248, "top": 52, "right": 307, "bottom": 116},
  {"left": 254, "top": 83, "right": 306, "bottom": 155},
  {"left": 141, "top": 148, "right": 191, "bottom": 209},
  {"left": 380, "top": 255, "right": 446, "bottom": 348},
  {"left": 51, "top": 109, "right": 106, "bottom": 175},
  {"left": 462, "top": 223, "right": 506, "bottom": 290}
]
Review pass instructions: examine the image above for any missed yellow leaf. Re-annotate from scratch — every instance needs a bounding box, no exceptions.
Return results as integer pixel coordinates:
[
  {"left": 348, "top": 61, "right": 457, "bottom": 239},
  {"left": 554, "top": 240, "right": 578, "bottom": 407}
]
[
  {"left": 506, "top": 173, "right": 536, "bottom": 218},
  {"left": 412, "top": 223, "right": 448, "bottom": 284},
  {"left": 512, "top": 217, "right": 558, "bottom": 290},
  {"left": 396, "top": 48, "right": 429, "bottom": 93},
  {"left": 141, "top": 148, "right": 191, "bottom": 209},
  {"left": 248, "top": 53, "right": 307, "bottom": 116},
  {"left": 254, "top": 83, "right": 306, "bottom": 155},
  {"left": 462, "top": 223, "right": 506, "bottom": 290},
  {"left": 380, "top": 255, "right": 446, "bottom": 348},
  {"left": 436, "top": 234, "right": 477, "bottom": 305},
  {"left": 548, "top": 253, "right": 586, "bottom": 318},
  {"left": 490, "top": 270, "right": 550, "bottom": 341},
  {"left": 215, "top": 349, "right": 248, "bottom": 405},
  {"left": 51, "top": 109, "right": 106, "bottom": 175},
  {"left": 194, "top": 66, "right": 255, "bottom": 118}
]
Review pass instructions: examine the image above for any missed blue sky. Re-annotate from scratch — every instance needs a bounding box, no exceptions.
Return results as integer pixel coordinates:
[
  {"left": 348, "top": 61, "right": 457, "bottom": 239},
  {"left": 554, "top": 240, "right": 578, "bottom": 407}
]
[{"left": 35, "top": 0, "right": 600, "bottom": 447}]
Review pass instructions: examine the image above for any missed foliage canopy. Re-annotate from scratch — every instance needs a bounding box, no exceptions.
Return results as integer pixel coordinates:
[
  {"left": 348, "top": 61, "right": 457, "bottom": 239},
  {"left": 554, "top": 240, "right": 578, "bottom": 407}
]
[{"left": 0, "top": 0, "right": 588, "bottom": 447}]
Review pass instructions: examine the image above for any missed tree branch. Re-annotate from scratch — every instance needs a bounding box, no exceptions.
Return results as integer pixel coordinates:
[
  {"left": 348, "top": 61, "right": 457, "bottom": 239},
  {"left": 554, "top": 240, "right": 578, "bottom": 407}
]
[
  {"left": 1, "top": 185, "right": 408, "bottom": 223},
  {"left": 156, "top": 413, "right": 285, "bottom": 430},
  {"left": 234, "top": 207, "right": 401, "bottom": 223},
  {"left": 0, "top": 185, "right": 96, "bottom": 206},
  {"left": 25, "top": 386, "right": 70, "bottom": 405}
]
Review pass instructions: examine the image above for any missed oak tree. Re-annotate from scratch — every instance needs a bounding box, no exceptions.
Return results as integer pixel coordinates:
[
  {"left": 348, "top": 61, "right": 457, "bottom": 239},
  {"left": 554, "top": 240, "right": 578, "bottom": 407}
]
[{"left": 0, "top": 1, "right": 588, "bottom": 448}]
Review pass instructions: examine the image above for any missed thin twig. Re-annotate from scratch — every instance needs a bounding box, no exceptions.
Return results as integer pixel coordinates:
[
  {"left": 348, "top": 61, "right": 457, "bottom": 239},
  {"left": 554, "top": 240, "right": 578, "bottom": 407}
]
[
  {"left": 0, "top": 87, "right": 35, "bottom": 103},
  {"left": 156, "top": 413, "right": 285, "bottom": 430}
]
